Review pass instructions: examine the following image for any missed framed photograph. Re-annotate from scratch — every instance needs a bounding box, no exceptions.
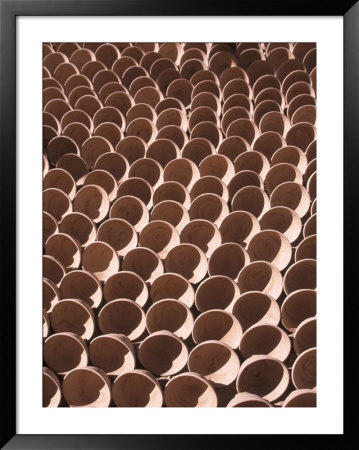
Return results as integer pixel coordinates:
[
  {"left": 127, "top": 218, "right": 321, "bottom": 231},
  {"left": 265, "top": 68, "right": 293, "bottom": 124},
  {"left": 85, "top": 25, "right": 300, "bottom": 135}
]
[{"left": 1, "top": 0, "right": 352, "bottom": 448}]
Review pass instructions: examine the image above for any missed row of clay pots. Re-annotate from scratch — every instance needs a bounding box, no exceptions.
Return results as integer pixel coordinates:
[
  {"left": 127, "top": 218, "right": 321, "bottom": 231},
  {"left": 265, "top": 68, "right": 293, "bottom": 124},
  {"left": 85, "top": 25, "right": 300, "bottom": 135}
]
[{"left": 43, "top": 344, "right": 316, "bottom": 408}]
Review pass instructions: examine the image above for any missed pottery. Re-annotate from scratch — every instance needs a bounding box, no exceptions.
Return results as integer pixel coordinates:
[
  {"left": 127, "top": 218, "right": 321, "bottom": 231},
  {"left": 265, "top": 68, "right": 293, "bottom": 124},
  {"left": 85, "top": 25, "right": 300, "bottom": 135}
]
[
  {"left": 43, "top": 367, "right": 62, "bottom": 407},
  {"left": 191, "top": 79, "right": 222, "bottom": 102},
  {"left": 217, "top": 136, "right": 251, "bottom": 164},
  {"left": 150, "top": 272, "right": 195, "bottom": 308},
  {"left": 190, "top": 176, "right": 229, "bottom": 203},
  {"left": 237, "top": 261, "right": 283, "bottom": 300},
  {"left": 73, "top": 184, "right": 110, "bottom": 223},
  {"left": 234, "top": 151, "right": 270, "bottom": 180},
  {"left": 43, "top": 332, "right": 88, "bottom": 375},
  {"left": 104, "top": 271, "right": 148, "bottom": 306},
  {"left": 270, "top": 181, "right": 311, "bottom": 218},
  {"left": 180, "top": 219, "right": 221, "bottom": 258},
  {"left": 150, "top": 200, "right": 190, "bottom": 233},
  {"left": 109, "top": 195, "right": 149, "bottom": 233},
  {"left": 252, "top": 131, "right": 286, "bottom": 161},
  {"left": 199, "top": 154, "right": 235, "bottom": 185},
  {"left": 146, "top": 299, "right": 194, "bottom": 339},
  {"left": 287, "top": 94, "right": 316, "bottom": 123},
  {"left": 60, "top": 270, "right": 102, "bottom": 309},
  {"left": 228, "top": 170, "right": 264, "bottom": 201},
  {"left": 259, "top": 111, "right": 291, "bottom": 136},
  {"left": 138, "top": 331, "right": 188, "bottom": 377},
  {"left": 46, "top": 135, "right": 79, "bottom": 166},
  {"left": 255, "top": 87, "right": 284, "bottom": 109},
  {"left": 134, "top": 86, "right": 164, "bottom": 109},
  {"left": 115, "top": 136, "right": 147, "bottom": 165},
  {"left": 271, "top": 145, "right": 308, "bottom": 175},
  {"left": 155, "top": 97, "right": 186, "bottom": 116},
  {"left": 219, "top": 211, "right": 260, "bottom": 247},
  {"left": 188, "top": 106, "right": 219, "bottom": 134},
  {"left": 295, "top": 234, "right": 316, "bottom": 261},
  {"left": 286, "top": 122, "right": 316, "bottom": 151},
  {"left": 126, "top": 102, "right": 157, "bottom": 126},
  {"left": 193, "top": 310, "right": 243, "bottom": 349},
  {"left": 81, "top": 241, "right": 119, "bottom": 283},
  {"left": 98, "top": 299, "right": 146, "bottom": 340},
  {"left": 43, "top": 255, "right": 66, "bottom": 287},
  {"left": 166, "top": 78, "right": 193, "bottom": 109},
  {"left": 122, "top": 247, "right": 164, "bottom": 284},
  {"left": 195, "top": 275, "right": 240, "bottom": 312},
  {"left": 93, "top": 105, "right": 125, "bottom": 131},
  {"left": 283, "top": 258, "right": 316, "bottom": 294},
  {"left": 139, "top": 220, "right": 180, "bottom": 259},
  {"left": 281, "top": 289, "right": 316, "bottom": 333},
  {"left": 156, "top": 108, "right": 187, "bottom": 132},
  {"left": 306, "top": 140, "right": 316, "bottom": 163},
  {"left": 43, "top": 211, "right": 58, "bottom": 246},
  {"left": 188, "top": 340, "right": 240, "bottom": 387},
  {"left": 281, "top": 70, "right": 311, "bottom": 97},
  {"left": 227, "top": 392, "right": 272, "bottom": 407},
  {"left": 153, "top": 181, "right": 190, "bottom": 209},
  {"left": 164, "top": 372, "right": 217, "bottom": 407},
  {"left": 232, "top": 186, "right": 270, "bottom": 220},
  {"left": 81, "top": 136, "right": 113, "bottom": 169},
  {"left": 190, "top": 121, "right": 222, "bottom": 148},
  {"left": 303, "top": 213, "right": 316, "bottom": 238},
  {"left": 163, "top": 158, "right": 200, "bottom": 192},
  {"left": 112, "top": 370, "right": 163, "bottom": 407},
  {"left": 45, "top": 232, "right": 81, "bottom": 270},
  {"left": 94, "top": 151, "right": 129, "bottom": 184},
  {"left": 126, "top": 118, "right": 157, "bottom": 145},
  {"left": 89, "top": 333, "right": 135, "bottom": 377},
  {"left": 128, "top": 158, "right": 163, "bottom": 191},
  {"left": 282, "top": 388, "right": 316, "bottom": 407},
  {"left": 189, "top": 193, "right": 229, "bottom": 227},
  {"left": 239, "top": 323, "right": 291, "bottom": 362},
  {"left": 191, "top": 92, "right": 221, "bottom": 116},
  {"left": 62, "top": 366, "right": 111, "bottom": 407},
  {"left": 156, "top": 124, "right": 188, "bottom": 150},
  {"left": 59, "top": 212, "right": 96, "bottom": 249},
  {"left": 56, "top": 153, "right": 89, "bottom": 186},
  {"left": 236, "top": 355, "right": 290, "bottom": 402},
  {"left": 208, "top": 243, "right": 250, "bottom": 281},
  {"left": 259, "top": 206, "right": 302, "bottom": 244},
  {"left": 146, "top": 138, "right": 181, "bottom": 169},
  {"left": 43, "top": 277, "right": 61, "bottom": 313},
  {"left": 164, "top": 243, "right": 208, "bottom": 284},
  {"left": 223, "top": 94, "right": 253, "bottom": 116},
  {"left": 293, "top": 317, "right": 316, "bottom": 355},
  {"left": 253, "top": 99, "right": 282, "bottom": 127},
  {"left": 219, "top": 66, "right": 248, "bottom": 89},
  {"left": 252, "top": 74, "right": 280, "bottom": 99},
  {"left": 291, "top": 347, "right": 316, "bottom": 389},
  {"left": 232, "top": 291, "right": 281, "bottom": 332},
  {"left": 116, "top": 177, "right": 153, "bottom": 209}
]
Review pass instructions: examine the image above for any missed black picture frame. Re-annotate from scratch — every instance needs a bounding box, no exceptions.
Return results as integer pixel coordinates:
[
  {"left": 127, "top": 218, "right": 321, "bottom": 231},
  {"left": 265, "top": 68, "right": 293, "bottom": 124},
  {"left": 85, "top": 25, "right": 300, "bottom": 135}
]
[{"left": 0, "top": 1, "right": 354, "bottom": 447}]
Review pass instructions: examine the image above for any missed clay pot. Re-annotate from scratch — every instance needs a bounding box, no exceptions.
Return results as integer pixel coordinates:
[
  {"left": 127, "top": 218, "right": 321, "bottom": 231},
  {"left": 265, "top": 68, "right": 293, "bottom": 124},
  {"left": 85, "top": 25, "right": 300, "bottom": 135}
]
[
  {"left": 50, "top": 298, "right": 95, "bottom": 340},
  {"left": 153, "top": 181, "right": 190, "bottom": 209},
  {"left": 60, "top": 270, "right": 102, "bottom": 309},
  {"left": 232, "top": 186, "right": 270, "bottom": 220},
  {"left": 259, "top": 206, "right": 302, "bottom": 244},
  {"left": 285, "top": 81, "right": 315, "bottom": 106},
  {"left": 156, "top": 107, "right": 187, "bottom": 132},
  {"left": 281, "top": 289, "right": 316, "bottom": 332},
  {"left": 276, "top": 59, "right": 305, "bottom": 84},
  {"left": 287, "top": 94, "right": 316, "bottom": 123},
  {"left": 122, "top": 247, "right": 164, "bottom": 284},
  {"left": 282, "top": 70, "right": 311, "bottom": 97},
  {"left": 81, "top": 241, "right": 119, "bottom": 283},
  {"left": 93, "top": 105, "right": 125, "bottom": 131},
  {"left": 253, "top": 99, "right": 282, "bottom": 127},
  {"left": 221, "top": 108, "right": 251, "bottom": 136},
  {"left": 252, "top": 131, "right": 286, "bottom": 161},
  {"left": 270, "top": 181, "right": 311, "bottom": 218},
  {"left": 228, "top": 170, "right": 264, "bottom": 201},
  {"left": 104, "top": 271, "right": 148, "bottom": 306},
  {"left": 237, "top": 48, "right": 264, "bottom": 70},
  {"left": 109, "top": 195, "right": 149, "bottom": 233},
  {"left": 129, "top": 76, "right": 157, "bottom": 97},
  {"left": 239, "top": 324, "right": 291, "bottom": 362},
  {"left": 43, "top": 211, "right": 58, "bottom": 246},
  {"left": 252, "top": 74, "right": 280, "bottom": 98},
  {"left": 293, "top": 43, "right": 316, "bottom": 60},
  {"left": 217, "top": 137, "right": 251, "bottom": 165},
  {"left": 150, "top": 272, "right": 195, "bottom": 308},
  {"left": 195, "top": 275, "right": 240, "bottom": 312},
  {"left": 156, "top": 124, "right": 188, "bottom": 150},
  {"left": 223, "top": 94, "right": 253, "bottom": 116},
  {"left": 64, "top": 74, "right": 92, "bottom": 97},
  {"left": 246, "top": 60, "right": 275, "bottom": 85},
  {"left": 191, "top": 92, "right": 221, "bottom": 116},
  {"left": 227, "top": 392, "right": 271, "bottom": 407},
  {"left": 97, "top": 218, "right": 138, "bottom": 257},
  {"left": 134, "top": 86, "right": 163, "bottom": 109},
  {"left": 98, "top": 299, "right": 146, "bottom": 340},
  {"left": 259, "top": 111, "right": 291, "bottom": 136},
  {"left": 234, "top": 151, "right": 270, "bottom": 180},
  {"left": 209, "top": 51, "right": 237, "bottom": 78},
  {"left": 163, "top": 158, "right": 200, "bottom": 192},
  {"left": 117, "top": 177, "right": 153, "bottom": 209},
  {"left": 236, "top": 355, "right": 290, "bottom": 402},
  {"left": 126, "top": 102, "right": 157, "bottom": 126},
  {"left": 219, "top": 66, "right": 248, "bottom": 89},
  {"left": 94, "top": 151, "right": 129, "bottom": 184},
  {"left": 112, "top": 370, "right": 163, "bottom": 407},
  {"left": 155, "top": 97, "right": 186, "bottom": 116},
  {"left": 92, "top": 69, "right": 119, "bottom": 94},
  {"left": 126, "top": 118, "right": 157, "bottom": 145},
  {"left": 59, "top": 212, "right": 96, "bottom": 248},
  {"left": 193, "top": 310, "right": 243, "bottom": 349},
  {"left": 56, "top": 153, "right": 89, "bottom": 186},
  {"left": 295, "top": 234, "right": 316, "bottom": 262},
  {"left": 45, "top": 233, "right": 81, "bottom": 270},
  {"left": 188, "top": 341, "right": 240, "bottom": 387},
  {"left": 44, "top": 99, "right": 72, "bottom": 122},
  {"left": 43, "top": 277, "right": 61, "bottom": 312},
  {"left": 146, "top": 299, "right": 194, "bottom": 339},
  {"left": 138, "top": 331, "right": 188, "bottom": 376},
  {"left": 188, "top": 106, "right": 219, "bottom": 133},
  {"left": 164, "top": 243, "right": 208, "bottom": 284},
  {"left": 73, "top": 184, "right": 109, "bottom": 223},
  {"left": 219, "top": 211, "right": 260, "bottom": 247},
  {"left": 247, "top": 230, "right": 292, "bottom": 271},
  {"left": 192, "top": 79, "right": 222, "bottom": 102},
  {"left": 208, "top": 243, "right": 250, "bottom": 281},
  {"left": 190, "top": 121, "right": 222, "bottom": 148},
  {"left": 237, "top": 261, "right": 283, "bottom": 300},
  {"left": 286, "top": 123, "right": 316, "bottom": 151},
  {"left": 294, "top": 317, "right": 316, "bottom": 355},
  {"left": 150, "top": 200, "right": 190, "bottom": 233},
  {"left": 43, "top": 255, "right": 66, "bottom": 287},
  {"left": 190, "top": 176, "right": 229, "bottom": 202},
  {"left": 81, "top": 60, "right": 107, "bottom": 81},
  {"left": 111, "top": 55, "right": 137, "bottom": 79},
  {"left": 127, "top": 158, "right": 163, "bottom": 191},
  {"left": 189, "top": 193, "right": 229, "bottom": 227},
  {"left": 232, "top": 291, "right": 281, "bottom": 332},
  {"left": 283, "top": 258, "right": 316, "bottom": 294},
  {"left": 43, "top": 188, "right": 72, "bottom": 222},
  {"left": 180, "top": 58, "right": 206, "bottom": 80},
  {"left": 304, "top": 158, "right": 316, "bottom": 184},
  {"left": 271, "top": 145, "right": 308, "bottom": 175},
  {"left": 139, "top": 220, "right": 180, "bottom": 259},
  {"left": 180, "top": 219, "right": 221, "bottom": 258},
  {"left": 81, "top": 136, "right": 113, "bottom": 169},
  {"left": 166, "top": 78, "right": 193, "bottom": 109},
  {"left": 182, "top": 137, "right": 215, "bottom": 167},
  {"left": 75, "top": 95, "right": 103, "bottom": 119},
  {"left": 89, "top": 334, "right": 136, "bottom": 377},
  {"left": 146, "top": 138, "right": 180, "bottom": 168},
  {"left": 62, "top": 366, "right": 111, "bottom": 407},
  {"left": 303, "top": 213, "right": 316, "bottom": 238},
  {"left": 199, "top": 154, "right": 234, "bottom": 185},
  {"left": 43, "top": 367, "right": 62, "bottom": 407},
  {"left": 43, "top": 332, "right": 88, "bottom": 375},
  {"left": 223, "top": 78, "right": 252, "bottom": 101},
  {"left": 164, "top": 372, "right": 217, "bottom": 407},
  {"left": 70, "top": 48, "right": 95, "bottom": 71},
  {"left": 292, "top": 347, "right": 316, "bottom": 389},
  {"left": 62, "top": 121, "right": 92, "bottom": 147},
  {"left": 282, "top": 388, "right": 316, "bottom": 407},
  {"left": 115, "top": 136, "right": 147, "bottom": 165}
]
